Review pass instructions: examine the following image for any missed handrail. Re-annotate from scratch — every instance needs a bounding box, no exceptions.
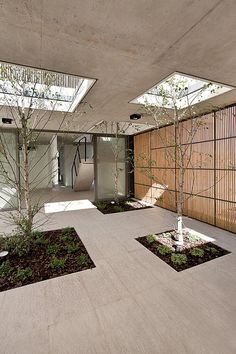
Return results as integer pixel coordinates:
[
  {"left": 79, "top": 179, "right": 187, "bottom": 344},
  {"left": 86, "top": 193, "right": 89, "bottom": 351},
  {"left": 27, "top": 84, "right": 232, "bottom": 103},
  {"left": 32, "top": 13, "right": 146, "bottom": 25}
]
[{"left": 71, "top": 137, "right": 87, "bottom": 188}]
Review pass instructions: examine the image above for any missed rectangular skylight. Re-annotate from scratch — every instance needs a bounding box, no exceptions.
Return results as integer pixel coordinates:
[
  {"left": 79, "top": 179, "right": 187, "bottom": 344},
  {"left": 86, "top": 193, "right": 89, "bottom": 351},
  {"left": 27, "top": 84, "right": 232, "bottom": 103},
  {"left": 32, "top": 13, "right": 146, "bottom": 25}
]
[
  {"left": 130, "top": 72, "right": 234, "bottom": 109},
  {"left": 0, "top": 62, "right": 96, "bottom": 112}
]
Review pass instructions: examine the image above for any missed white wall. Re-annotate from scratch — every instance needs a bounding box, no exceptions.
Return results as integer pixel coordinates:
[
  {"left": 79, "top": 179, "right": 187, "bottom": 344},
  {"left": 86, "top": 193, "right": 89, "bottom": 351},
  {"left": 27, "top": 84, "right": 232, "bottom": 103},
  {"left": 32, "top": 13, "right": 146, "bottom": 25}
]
[{"left": 25, "top": 145, "right": 53, "bottom": 189}]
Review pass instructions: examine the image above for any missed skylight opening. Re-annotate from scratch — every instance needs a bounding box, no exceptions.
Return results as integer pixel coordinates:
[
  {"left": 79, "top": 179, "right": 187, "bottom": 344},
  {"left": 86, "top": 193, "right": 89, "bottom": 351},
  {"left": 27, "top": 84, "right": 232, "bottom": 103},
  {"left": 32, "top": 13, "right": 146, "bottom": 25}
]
[
  {"left": 130, "top": 72, "right": 234, "bottom": 109},
  {"left": 0, "top": 62, "right": 96, "bottom": 112}
]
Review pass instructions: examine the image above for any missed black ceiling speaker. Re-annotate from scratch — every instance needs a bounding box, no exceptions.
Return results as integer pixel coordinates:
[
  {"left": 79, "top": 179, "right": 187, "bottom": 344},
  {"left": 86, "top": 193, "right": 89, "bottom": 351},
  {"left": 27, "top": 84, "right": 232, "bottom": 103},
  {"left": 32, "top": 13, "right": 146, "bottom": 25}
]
[
  {"left": 130, "top": 113, "right": 141, "bottom": 120},
  {"left": 2, "top": 118, "right": 13, "bottom": 124}
]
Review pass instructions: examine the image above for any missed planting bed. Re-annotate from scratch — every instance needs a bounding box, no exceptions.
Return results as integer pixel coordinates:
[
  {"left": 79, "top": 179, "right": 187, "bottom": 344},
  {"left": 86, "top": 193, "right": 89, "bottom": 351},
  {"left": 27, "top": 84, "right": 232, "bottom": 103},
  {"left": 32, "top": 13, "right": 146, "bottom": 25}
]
[
  {"left": 0, "top": 227, "right": 95, "bottom": 292},
  {"left": 93, "top": 199, "right": 153, "bottom": 214},
  {"left": 136, "top": 229, "right": 230, "bottom": 271}
]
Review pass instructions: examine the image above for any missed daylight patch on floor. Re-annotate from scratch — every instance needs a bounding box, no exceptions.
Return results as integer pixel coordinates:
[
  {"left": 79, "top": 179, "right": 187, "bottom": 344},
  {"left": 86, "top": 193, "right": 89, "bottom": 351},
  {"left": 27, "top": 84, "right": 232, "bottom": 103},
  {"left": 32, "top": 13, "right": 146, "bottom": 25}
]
[{"left": 44, "top": 199, "right": 96, "bottom": 213}]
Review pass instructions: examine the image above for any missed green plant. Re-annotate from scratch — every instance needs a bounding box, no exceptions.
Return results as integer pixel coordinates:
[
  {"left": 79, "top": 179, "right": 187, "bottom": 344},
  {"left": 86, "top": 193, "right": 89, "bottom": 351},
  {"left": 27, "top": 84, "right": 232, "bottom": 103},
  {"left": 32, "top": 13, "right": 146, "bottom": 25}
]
[
  {"left": 33, "top": 233, "right": 48, "bottom": 245},
  {"left": 146, "top": 234, "right": 156, "bottom": 243},
  {"left": 60, "top": 228, "right": 74, "bottom": 242},
  {"left": 171, "top": 253, "right": 187, "bottom": 265},
  {"left": 5, "top": 234, "right": 31, "bottom": 256},
  {"left": 16, "top": 267, "right": 33, "bottom": 282},
  {"left": 77, "top": 254, "right": 89, "bottom": 266},
  {"left": 31, "top": 230, "right": 43, "bottom": 239},
  {"left": 0, "top": 260, "right": 12, "bottom": 277},
  {"left": 61, "top": 227, "right": 73, "bottom": 235},
  {"left": 50, "top": 256, "right": 66, "bottom": 269},
  {"left": 188, "top": 234, "right": 201, "bottom": 242},
  {"left": 162, "top": 232, "right": 172, "bottom": 239},
  {"left": 113, "top": 205, "right": 124, "bottom": 213},
  {"left": 67, "top": 243, "right": 79, "bottom": 253},
  {"left": 47, "top": 244, "right": 60, "bottom": 255},
  {"left": 96, "top": 201, "right": 107, "bottom": 211},
  {"left": 207, "top": 247, "right": 219, "bottom": 255},
  {"left": 190, "top": 247, "right": 204, "bottom": 257},
  {"left": 157, "top": 244, "right": 172, "bottom": 255}
]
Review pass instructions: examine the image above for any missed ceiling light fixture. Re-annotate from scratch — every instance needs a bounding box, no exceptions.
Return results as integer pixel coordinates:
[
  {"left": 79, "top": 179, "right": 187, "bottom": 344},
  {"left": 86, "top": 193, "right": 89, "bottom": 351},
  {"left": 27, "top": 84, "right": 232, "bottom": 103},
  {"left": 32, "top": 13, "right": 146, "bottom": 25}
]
[{"left": 130, "top": 113, "right": 141, "bottom": 120}]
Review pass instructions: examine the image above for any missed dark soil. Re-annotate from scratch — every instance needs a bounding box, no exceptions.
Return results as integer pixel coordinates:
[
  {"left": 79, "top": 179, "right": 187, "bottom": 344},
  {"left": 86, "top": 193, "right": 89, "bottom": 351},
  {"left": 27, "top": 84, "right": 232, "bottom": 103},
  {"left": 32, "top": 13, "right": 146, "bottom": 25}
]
[
  {"left": 93, "top": 199, "right": 153, "bottom": 214},
  {"left": 136, "top": 230, "right": 230, "bottom": 272},
  {"left": 0, "top": 228, "right": 95, "bottom": 292}
]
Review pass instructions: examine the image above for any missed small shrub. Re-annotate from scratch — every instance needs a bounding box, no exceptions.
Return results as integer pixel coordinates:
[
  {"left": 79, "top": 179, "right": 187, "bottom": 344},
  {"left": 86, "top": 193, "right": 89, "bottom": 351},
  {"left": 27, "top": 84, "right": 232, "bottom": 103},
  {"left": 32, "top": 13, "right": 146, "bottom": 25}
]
[
  {"left": 67, "top": 243, "right": 79, "bottom": 253},
  {"left": 5, "top": 234, "right": 31, "bottom": 256},
  {"left": 188, "top": 234, "right": 201, "bottom": 242},
  {"left": 96, "top": 201, "right": 107, "bottom": 211},
  {"left": 47, "top": 244, "right": 60, "bottom": 255},
  {"left": 207, "top": 247, "right": 219, "bottom": 255},
  {"left": 171, "top": 253, "right": 187, "bottom": 265},
  {"left": 190, "top": 247, "right": 204, "bottom": 257},
  {"left": 113, "top": 205, "right": 124, "bottom": 213},
  {"left": 146, "top": 234, "right": 156, "bottom": 243},
  {"left": 162, "top": 232, "right": 172, "bottom": 239},
  {"left": 50, "top": 256, "right": 66, "bottom": 269},
  {"left": 34, "top": 235, "right": 48, "bottom": 245},
  {"left": 31, "top": 230, "right": 43, "bottom": 239},
  {"left": 77, "top": 254, "right": 89, "bottom": 267},
  {"left": 157, "top": 244, "right": 172, "bottom": 255},
  {"left": 16, "top": 267, "right": 33, "bottom": 282},
  {"left": 61, "top": 227, "right": 73, "bottom": 235},
  {"left": 0, "top": 260, "right": 12, "bottom": 277},
  {"left": 60, "top": 228, "right": 74, "bottom": 242}
]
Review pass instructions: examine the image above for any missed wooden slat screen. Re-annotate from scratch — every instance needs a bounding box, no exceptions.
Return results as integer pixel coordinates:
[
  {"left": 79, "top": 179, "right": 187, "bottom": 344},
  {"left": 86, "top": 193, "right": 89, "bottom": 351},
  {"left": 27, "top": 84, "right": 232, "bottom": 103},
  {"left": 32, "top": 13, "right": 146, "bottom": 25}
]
[{"left": 134, "top": 106, "right": 236, "bottom": 233}]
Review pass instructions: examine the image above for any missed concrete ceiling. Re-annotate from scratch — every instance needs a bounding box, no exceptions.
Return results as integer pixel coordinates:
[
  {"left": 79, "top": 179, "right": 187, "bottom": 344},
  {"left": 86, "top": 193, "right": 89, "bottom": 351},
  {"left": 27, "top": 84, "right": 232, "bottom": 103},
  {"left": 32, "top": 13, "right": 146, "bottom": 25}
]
[{"left": 0, "top": 0, "right": 236, "bottom": 133}]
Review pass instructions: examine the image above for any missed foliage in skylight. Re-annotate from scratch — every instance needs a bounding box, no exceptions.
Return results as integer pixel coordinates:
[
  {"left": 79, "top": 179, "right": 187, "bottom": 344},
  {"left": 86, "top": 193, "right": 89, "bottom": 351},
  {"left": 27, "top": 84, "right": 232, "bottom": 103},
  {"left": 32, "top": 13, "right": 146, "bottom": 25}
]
[{"left": 130, "top": 73, "right": 233, "bottom": 109}]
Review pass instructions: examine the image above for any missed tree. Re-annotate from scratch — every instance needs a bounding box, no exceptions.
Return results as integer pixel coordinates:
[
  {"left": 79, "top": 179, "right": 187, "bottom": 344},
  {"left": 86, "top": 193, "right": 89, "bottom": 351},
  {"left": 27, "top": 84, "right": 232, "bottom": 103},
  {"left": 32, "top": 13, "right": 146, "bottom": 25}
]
[
  {"left": 138, "top": 75, "right": 223, "bottom": 247},
  {"left": 0, "top": 62, "right": 81, "bottom": 239}
]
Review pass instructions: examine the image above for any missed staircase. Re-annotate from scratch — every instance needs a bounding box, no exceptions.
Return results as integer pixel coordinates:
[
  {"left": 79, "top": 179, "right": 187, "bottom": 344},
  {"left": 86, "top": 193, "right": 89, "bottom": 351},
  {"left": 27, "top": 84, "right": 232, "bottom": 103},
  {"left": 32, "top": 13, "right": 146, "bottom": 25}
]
[{"left": 71, "top": 137, "right": 94, "bottom": 191}]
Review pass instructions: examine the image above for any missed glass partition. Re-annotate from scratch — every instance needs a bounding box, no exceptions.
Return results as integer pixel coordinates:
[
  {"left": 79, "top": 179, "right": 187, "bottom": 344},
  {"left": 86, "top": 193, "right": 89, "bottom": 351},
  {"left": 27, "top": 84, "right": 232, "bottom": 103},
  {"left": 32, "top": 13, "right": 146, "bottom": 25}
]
[{"left": 96, "top": 136, "right": 126, "bottom": 200}]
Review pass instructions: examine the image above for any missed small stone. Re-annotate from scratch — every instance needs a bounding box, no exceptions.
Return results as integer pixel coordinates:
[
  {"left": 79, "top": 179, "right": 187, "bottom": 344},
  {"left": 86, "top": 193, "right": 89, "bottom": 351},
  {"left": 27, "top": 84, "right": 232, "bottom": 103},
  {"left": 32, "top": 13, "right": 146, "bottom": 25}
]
[{"left": 0, "top": 251, "right": 8, "bottom": 258}]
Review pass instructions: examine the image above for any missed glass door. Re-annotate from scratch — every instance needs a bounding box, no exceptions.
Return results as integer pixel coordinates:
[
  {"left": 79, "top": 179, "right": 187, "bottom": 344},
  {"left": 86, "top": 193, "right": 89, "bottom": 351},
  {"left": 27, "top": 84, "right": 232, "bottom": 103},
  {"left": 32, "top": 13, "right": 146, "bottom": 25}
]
[{"left": 95, "top": 136, "right": 126, "bottom": 200}]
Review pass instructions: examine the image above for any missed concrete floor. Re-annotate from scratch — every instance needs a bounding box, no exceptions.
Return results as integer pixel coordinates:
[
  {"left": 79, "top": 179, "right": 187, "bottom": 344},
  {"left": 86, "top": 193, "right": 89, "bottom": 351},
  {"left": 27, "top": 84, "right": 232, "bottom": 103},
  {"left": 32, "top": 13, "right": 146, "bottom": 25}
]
[{"left": 0, "top": 191, "right": 236, "bottom": 353}]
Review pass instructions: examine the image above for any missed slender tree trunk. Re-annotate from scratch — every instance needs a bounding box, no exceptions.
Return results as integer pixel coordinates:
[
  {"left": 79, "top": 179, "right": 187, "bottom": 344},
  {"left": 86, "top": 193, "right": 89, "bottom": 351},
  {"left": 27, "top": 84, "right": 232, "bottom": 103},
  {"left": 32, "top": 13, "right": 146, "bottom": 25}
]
[
  {"left": 21, "top": 114, "right": 33, "bottom": 236},
  {"left": 175, "top": 108, "right": 184, "bottom": 246}
]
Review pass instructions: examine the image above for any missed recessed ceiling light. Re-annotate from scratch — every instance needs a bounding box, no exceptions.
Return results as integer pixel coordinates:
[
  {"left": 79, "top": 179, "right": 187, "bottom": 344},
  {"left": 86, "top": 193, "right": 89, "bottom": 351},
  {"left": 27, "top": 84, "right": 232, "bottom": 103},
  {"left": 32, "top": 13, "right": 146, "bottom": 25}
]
[
  {"left": 130, "top": 72, "right": 234, "bottom": 109},
  {"left": 0, "top": 62, "right": 96, "bottom": 112},
  {"left": 2, "top": 117, "right": 12, "bottom": 124},
  {"left": 130, "top": 113, "right": 142, "bottom": 120}
]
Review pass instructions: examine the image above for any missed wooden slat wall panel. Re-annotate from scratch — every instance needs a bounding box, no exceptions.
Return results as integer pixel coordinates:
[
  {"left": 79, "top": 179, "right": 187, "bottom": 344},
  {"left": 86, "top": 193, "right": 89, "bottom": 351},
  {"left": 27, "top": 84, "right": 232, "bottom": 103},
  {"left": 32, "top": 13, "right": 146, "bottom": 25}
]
[
  {"left": 183, "top": 169, "right": 214, "bottom": 198},
  {"left": 183, "top": 142, "right": 214, "bottom": 169},
  {"left": 215, "top": 138, "right": 236, "bottom": 169},
  {"left": 181, "top": 113, "right": 214, "bottom": 143},
  {"left": 153, "top": 190, "right": 176, "bottom": 211},
  {"left": 216, "top": 201, "right": 236, "bottom": 232},
  {"left": 151, "top": 125, "right": 175, "bottom": 149},
  {"left": 151, "top": 148, "right": 175, "bottom": 168},
  {"left": 135, "top": 167, "right": 152, "bottom": 186},
  {"left": 215, "top": 106, "right": 236, "bottom": 139},
  {"left": 134, "top": 132, "right": 150, "bottom": 167},
  {"left": 151, "top": 168, "right": 176, "bottom": 191},
  {"left": 134, "top": 184, "right": 152, "bottom": 204},
  {"left": 134, "top": 106, "right": 236, "bottom": 233},
  {"left": 216, "top": 171, "right": 236, "bottom": 202},
  {"left": 183, "top": 196, "right": 215, "bottom": 225}
]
